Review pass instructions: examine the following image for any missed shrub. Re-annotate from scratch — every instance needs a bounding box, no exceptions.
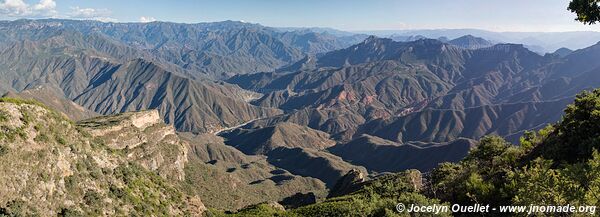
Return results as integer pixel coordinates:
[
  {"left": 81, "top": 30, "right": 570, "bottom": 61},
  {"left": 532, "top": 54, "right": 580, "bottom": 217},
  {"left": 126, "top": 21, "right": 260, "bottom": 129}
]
[
  {"left": 0, "top": 109, "right": 8, "bottom": 122},
  {"left": 0, "top": 145, "right": 7, "bottom": 156}
]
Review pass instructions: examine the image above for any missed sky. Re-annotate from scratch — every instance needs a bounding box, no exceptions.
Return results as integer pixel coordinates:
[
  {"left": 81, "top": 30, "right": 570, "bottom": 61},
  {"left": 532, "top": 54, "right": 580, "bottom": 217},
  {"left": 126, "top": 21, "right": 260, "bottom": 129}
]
[{"left": 0, "top": 0, "right": 598, "bottom": 32}]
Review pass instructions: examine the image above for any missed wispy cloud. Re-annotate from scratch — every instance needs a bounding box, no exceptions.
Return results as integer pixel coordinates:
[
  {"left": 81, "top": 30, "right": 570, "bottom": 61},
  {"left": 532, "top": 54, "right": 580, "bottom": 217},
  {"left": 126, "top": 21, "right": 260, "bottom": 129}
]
[
  {"left": 0, "top": 0, "right": 117, "bottom": 22},
  {"left": 139, "top": 16, "right": 156, "bottom": 23},
  {"left": 33, "top": 0, "right": 55, "bottom": 11},
  {"left": 68, "top": 6, "right": 116, "bottom": 22},
  {"left": 0, "top": 0, "right": 57, "bottom": 17}
]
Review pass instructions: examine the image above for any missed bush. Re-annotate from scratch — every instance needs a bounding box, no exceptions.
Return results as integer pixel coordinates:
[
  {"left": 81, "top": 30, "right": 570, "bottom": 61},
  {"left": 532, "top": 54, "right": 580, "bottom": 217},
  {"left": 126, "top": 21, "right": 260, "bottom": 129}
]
[
  {"left": 0, "top": 145, "right": 7, "bottom": 156},
  {"left": 0, "top": 109, "right": 8, "bottom": 122},
  {"left": 58, "top": 208, "right": 82, "bottom": 217}
]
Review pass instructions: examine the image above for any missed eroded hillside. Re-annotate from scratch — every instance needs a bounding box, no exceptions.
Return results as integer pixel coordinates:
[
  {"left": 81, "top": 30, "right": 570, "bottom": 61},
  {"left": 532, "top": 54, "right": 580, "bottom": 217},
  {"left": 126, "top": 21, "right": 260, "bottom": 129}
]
[{"left": 0, "top": 98, "right": 200, "bottom": 216}]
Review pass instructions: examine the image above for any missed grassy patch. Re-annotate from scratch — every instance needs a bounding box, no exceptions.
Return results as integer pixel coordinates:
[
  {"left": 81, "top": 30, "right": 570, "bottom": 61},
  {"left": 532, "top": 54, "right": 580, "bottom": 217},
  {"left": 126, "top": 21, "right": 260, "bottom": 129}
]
[
  {"left": 0, "top": 125, "right": 27, "bottom": 142},
  {"left": 0, "top": 109, "right": 8, "bottom": 122},
  {"left": 0, "top": 97, "right": 49, "bottom": 109},
  {"left": 0, "top": 144, "right": 7, "bottom": 156},
  {"left": 34, "top": 133, "right": 50, "bottom": 143},
  {"left": 109, "top": 163, "right": 187, "bottom": 216}
]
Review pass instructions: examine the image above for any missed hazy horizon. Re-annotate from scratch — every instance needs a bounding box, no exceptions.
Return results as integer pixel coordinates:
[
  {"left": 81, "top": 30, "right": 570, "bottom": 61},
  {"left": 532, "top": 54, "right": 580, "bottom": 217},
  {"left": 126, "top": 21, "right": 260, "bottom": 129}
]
[{"left": 0, "top": 0, "right": 598, "bottom": 33}]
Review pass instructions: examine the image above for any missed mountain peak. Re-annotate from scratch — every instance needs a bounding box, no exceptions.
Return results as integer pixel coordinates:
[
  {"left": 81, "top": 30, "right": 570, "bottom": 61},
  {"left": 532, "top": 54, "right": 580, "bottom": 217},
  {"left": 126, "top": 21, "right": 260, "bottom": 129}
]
[
  {"left": 362, "top": 35, "right": 388, "bottom": 43},
  {"left": 449, "top": 35, "right": 494, "bottom": 49},
  {"left": 552, "top": 47, "right": 574, "bottom": 57}
]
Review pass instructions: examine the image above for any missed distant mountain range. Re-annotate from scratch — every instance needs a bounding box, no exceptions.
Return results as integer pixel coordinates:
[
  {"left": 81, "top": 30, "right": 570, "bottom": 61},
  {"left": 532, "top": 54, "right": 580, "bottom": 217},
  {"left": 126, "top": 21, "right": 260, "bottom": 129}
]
[
  {"left": 361, "top": 28, "right": 600, "bottom": 53},
  {"left": 3, "top": 19, "right": 600, "bottom": 213},
  {"left": 228, "top": 36, "right": 600, "bottom": 174},
  {"left": 0, "top": 19, "right": 367, "bottom": 133}
]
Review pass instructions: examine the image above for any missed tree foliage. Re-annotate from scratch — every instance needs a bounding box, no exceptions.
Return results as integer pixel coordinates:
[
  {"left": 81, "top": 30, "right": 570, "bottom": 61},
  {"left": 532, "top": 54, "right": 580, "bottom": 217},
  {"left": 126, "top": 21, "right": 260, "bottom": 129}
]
[
  {"left": 428, "top": 89, "right": 600, "bottom": 215},
  {"left": 533, "top": 89, "right": 600, "bottom": 163},
  {"left": 569, "top": 0, "right": 600, "bottom": 24}
]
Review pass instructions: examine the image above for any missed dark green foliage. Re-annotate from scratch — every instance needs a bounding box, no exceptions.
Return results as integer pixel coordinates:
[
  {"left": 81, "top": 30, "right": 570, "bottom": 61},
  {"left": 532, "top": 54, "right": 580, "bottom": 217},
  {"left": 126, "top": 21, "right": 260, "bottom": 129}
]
[
  {"left": 58, "top": 208, "right": 83, "bottom": 217},
  {"left": 207, "top": 204, "right": 289, "bottom": 217},
  {"left": 429, "top": 135, "right": 523, "bottom": 207},
  {"left": 569, "top": 0, "right": 600, "bottom": 24},
  {"left": 83, "top": 191, "right": 102, "bottom": 205},
  {"left": 211, "top": 171, "right": 450, "bottom": 217},
  {"left": 507, "top": 151, "right": 600, "bottom": 210},
  {"left": 34, "top": 133, "right": 50, "bottom": 143},
  {"left": 0, "top": 109, "right": 7, "bottom": 122},
  {"left": 426, "top": 89, "right": 600, "bottom": 215},
  {"left": 56, "top": 135, "right": 67, "bottom": 145},
  {"left": 292, "top": 171, "right": 447, "bottom": 216},
  {"left": 0, "top": 200, "right": 32, "bottom": 217},
  {"left": 533, "top": 89, "right": 600, "bottom": 163},
  {"left": 0, "top": 145, "right": 6, "bottom": 156}
]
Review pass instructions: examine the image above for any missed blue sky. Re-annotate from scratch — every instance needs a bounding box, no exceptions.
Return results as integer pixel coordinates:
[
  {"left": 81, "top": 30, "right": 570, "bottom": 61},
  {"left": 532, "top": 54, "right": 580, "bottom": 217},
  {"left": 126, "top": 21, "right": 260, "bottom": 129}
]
[{"left": 0, "top": 0, "right": 597, "bottom": 32}]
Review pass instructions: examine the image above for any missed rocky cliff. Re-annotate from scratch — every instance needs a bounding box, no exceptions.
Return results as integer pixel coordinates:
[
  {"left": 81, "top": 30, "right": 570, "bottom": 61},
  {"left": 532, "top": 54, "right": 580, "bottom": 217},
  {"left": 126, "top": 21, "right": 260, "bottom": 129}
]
[
  {"left": 78, "top": 109, "right": 189, "bottom": 181},
  {"left": 0, "top": 98, "right": 202, "bottom": 216}
]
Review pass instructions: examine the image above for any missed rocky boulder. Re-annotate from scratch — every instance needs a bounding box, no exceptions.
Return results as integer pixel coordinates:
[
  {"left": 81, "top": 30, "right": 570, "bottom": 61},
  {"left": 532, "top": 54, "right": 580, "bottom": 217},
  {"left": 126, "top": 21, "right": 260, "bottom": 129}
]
[{"left": 327, "top": 169, "right": 366, "bottom": 198}]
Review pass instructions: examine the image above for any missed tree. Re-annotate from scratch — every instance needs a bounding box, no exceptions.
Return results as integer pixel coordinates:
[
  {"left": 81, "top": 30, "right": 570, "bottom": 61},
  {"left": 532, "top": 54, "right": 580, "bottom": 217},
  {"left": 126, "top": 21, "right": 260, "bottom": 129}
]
[
  {"left": 569, "top": 0, "right": 600, "bottom": 24},
  {"left": 535, "top": 89, "right": 600, "bottom": 163}
]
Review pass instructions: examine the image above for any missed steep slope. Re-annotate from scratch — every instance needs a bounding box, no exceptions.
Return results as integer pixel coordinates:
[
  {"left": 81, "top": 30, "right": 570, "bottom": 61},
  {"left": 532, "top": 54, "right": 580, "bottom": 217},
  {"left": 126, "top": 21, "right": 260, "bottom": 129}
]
[
  {"left": 357, "top": 99, "right": 572, "bottom": 143},
  {"left": 0, "top": 34, "right": 279, "bottom": 134},
  {"left": 220, "top": 122, "right": 335, "bottom": 155},
  {"left": 549, "top": 41, "right": 600, "bottom": 77},
  {"left": 0, "top": 98, "right": 201, "bottom": 216},
  {"left": 423, "top": 43, "right": 551, "bottom": 111},
  {"left": 277, "top": 30, "right": 365, "bottom": 54},
  {"left": 228, "top": 37, "right": 476, "bottom": 108},
  {"left": 0, "top": 19, "right": 361, "bottom": 79},
  {"left": 315, "top": 37, "right": 467, "bottom": 70},
  {"left": 77, "top": 110, "right": 189, "bottom": 181},
  {"left": 0, "top": 19, "right": 382, "bottom": 135},
  {"left": 329, "top": 135, "right": 475, "bottom": 172},
  {"left": 231, "top": 38, "right": 553, "bottom": 113},
  {"left": 179, "top": 133, "right": 327, "bottom": 210},
  {"left": 552, "top": 47, "right": 573, "bottom": 57},
  {"left": 251, "top": 61, "right": 451, "bottom": 113},
  {"left": 2, "top": 86, "right": 98, "bottom": 121},
  {"left": 73, "top": 59, "right": 281, "bottom": 133},
  {"left": 213, "top": 88, "right": 600, "bottom": 217},
  {"left": 218, "top": 122, "right": 364, "bottom": 186},
  {"left": 225, "top": 38, "right": 471, "bottom": 139},
  {"left": 226, "top": 36, "right": 600, "bottom": 167},
  {"left": 241, "top": 107, "right": 368, "bottom": 141},
  {"left": 266, "top": 147, "right": 367, "bottom": 187}
]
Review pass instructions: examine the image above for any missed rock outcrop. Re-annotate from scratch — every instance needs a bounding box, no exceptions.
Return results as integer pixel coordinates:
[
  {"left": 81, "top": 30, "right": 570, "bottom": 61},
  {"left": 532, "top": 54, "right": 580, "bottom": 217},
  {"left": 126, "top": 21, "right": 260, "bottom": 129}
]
[
  {"left": 78, "top": 110, "right": 188, "bottom": 181},
  {"left": 0, "top": 98, "right": 195, "bottom": 216},
  {"left": 327, "top": 169, "right": 366, "bottom": 198}
]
